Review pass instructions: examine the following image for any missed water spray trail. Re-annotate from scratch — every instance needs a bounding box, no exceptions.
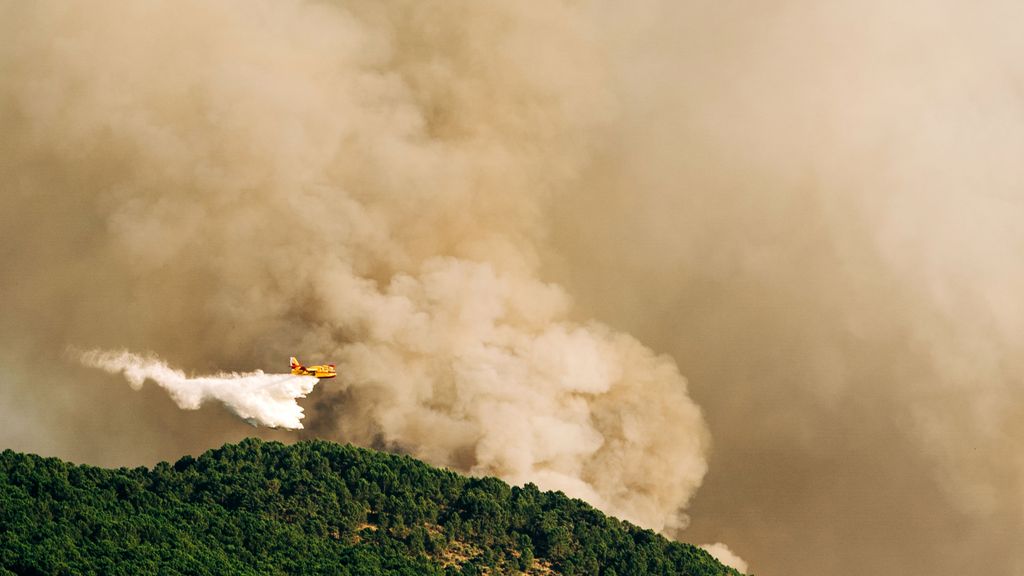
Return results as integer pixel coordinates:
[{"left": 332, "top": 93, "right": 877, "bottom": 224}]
[{"left": 79, "top": 349, "right": 319, "bottom": 430}]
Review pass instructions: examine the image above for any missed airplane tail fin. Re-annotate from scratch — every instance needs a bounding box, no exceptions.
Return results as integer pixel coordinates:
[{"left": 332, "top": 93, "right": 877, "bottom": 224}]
[{"left": 290, "top": 356, "right": 301, "bottom": 369}]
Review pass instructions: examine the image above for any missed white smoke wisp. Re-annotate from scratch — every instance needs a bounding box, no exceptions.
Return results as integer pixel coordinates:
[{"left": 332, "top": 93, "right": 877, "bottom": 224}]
[
  {"left": 700, "top": 543, "right": 749, "bottom": 574},
  {"left": 78, "top": 349, "right": 319, "bottom": 430}
]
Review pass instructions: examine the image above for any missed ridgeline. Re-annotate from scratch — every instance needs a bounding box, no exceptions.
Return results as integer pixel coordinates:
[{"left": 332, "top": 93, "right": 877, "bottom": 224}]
[{"left": 0, "top": 438, "right": 744, "bottom": 575}]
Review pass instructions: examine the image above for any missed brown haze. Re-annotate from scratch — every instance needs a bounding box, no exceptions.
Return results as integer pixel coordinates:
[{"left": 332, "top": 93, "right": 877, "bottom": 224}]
[{"left": 2, "top": 1, "right": 1023, "bottom": 575}]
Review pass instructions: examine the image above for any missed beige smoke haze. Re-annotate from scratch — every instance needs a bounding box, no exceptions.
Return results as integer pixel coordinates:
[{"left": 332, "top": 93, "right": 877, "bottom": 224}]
[
  {"left": 2, "top": 0, "right": 1024, "bottom": 574},
  {"left": 0, "top": 0, "right": 709, "bottom": 537},
  {"left": 700, "top": 543, "right": 748, "bottom": 574}
]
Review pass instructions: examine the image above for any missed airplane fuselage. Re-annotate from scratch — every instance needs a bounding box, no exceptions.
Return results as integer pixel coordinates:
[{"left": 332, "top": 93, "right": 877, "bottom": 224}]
[{"left": 290, "top": 357, "right": 336, "bottom": 378}]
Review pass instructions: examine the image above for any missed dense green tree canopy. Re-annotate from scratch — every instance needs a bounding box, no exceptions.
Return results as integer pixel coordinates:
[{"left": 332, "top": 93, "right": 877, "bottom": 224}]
[{"left": 0, "top": 439, "right": 745, "bottom": 576}]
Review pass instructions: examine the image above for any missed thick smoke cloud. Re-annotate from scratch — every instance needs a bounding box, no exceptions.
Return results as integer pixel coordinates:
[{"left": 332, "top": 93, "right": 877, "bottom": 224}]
[
  {"left": 0, "top": 0, "right": 708, "bottom": 537},
  {"left": 3, "top": 1, "right": 1024, "bottom": 574},
  {"left": 546, "top": 1, "right": 1024, "bottom": 574}
]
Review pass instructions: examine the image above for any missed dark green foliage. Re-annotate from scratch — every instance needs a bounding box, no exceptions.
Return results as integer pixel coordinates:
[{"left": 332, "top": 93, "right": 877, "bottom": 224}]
[{"left": 0, "top": 439, "right": 745, "bottom": 576}]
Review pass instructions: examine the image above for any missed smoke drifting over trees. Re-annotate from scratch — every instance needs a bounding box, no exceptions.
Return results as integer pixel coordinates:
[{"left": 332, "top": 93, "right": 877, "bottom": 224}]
[{"left": 2, "top": 1, "right": 1023, "bottom": 574}]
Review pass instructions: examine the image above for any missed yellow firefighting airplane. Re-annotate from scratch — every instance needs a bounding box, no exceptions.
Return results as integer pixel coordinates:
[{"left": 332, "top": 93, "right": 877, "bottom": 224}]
[{"left": 290, "top": 357, "right": 337, "bottom": 379}]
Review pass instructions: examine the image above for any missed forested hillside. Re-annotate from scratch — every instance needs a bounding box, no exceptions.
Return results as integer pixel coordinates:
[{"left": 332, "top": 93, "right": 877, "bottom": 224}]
[{"left": 0, "top": 438, "right": 744, "bottom": 575}]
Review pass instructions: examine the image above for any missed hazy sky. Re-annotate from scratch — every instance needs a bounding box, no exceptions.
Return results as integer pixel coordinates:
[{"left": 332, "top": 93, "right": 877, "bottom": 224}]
[{"left": 3, "top": 2, "right": 1023, "bottom": 574}]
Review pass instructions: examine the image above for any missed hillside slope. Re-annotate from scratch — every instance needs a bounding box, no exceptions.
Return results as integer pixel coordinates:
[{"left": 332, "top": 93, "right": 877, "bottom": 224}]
[{"left": 0, "top": 439, "right": 744, "bottom": 575}]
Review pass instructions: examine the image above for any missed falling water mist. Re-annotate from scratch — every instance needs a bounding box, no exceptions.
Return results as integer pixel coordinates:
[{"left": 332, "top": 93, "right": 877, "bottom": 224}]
[{"left": 78, "top": 349, "right": 319, "bottom": 430}]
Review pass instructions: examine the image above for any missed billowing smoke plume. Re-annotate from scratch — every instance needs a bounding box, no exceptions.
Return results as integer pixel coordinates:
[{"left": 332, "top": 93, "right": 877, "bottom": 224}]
[
  {"left": 5, "top": 1, "right": 1024, "bottom": 575},
  {"left": 78, "top": 349, "right": 318, "bottom": 430},
  {"left": 0, "top": 0, "right": 708, "bottom": 534},
  {"left": 303, "top": 259, "right": 709, "bottom": 530}
]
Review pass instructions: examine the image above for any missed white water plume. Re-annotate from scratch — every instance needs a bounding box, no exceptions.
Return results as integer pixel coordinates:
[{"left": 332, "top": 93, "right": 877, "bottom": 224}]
[{"left": 79, "top": 349, "right": 319, "bottom": 430}]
